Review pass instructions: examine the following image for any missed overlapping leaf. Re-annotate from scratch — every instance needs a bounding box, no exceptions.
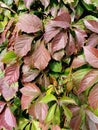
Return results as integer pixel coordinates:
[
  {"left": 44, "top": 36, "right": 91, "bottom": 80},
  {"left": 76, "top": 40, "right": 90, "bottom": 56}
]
[
  {"left": 17, "top": 14, "right": 42, "bottom": 33},
  {"left": 0, "top": 107, "right": 16, "bottom": 130},
  {"left": 88, "top": 84, "right": 98, "bottom": 109},
  {"left": 77, "top": 70, "right": 98, "bottom": 94},
  {"left": 32, "top": 42, "right": 51, "bottom": 70},
  {"left": 84, "top": 20, "right": 98, "bottom": 33},
  {"left": 5, "top": 63, "right": 20, "bottom": 85},
  {"left": 83, "top": 46, "right": 98, "bottom": 68},
  {"left": 14, "top": 35, "right": 33, "bottom": 57},
  {"left": 28, "top": 102, "right": 48, "bottom": 122}
]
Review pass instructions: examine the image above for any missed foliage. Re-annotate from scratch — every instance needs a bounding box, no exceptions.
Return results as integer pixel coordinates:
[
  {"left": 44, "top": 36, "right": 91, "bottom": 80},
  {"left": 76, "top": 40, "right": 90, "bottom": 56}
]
[{"left": 0, "top": 0, "right": 98, "bottom": 129}]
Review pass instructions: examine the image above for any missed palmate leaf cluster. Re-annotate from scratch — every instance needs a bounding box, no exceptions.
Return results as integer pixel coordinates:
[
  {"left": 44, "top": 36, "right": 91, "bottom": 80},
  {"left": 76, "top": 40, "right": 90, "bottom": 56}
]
[{"left": 1, "top": 0, "right": 98, "bottom": 129}]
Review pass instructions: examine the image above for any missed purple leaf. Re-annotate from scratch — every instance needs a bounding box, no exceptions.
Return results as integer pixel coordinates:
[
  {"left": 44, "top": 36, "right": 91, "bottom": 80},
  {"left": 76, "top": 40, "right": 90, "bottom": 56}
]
[
  {"left": 5, "top": 63, "right": 20, "bottom": 85},
  {"left": 66, "top": 33, "right": 76, "bottom": 56},
  {"left": 14, "top": 35, "right": 33, "bottom": 57},
  {"left": 23, "top": 0, "right": 34, "bottom": 9},
  {"left": 0, "top": 107, "right": 16, "bottom": 130},
  {"left": 0, "top": 101, "right": 6, "bottom": 113},
  {"left": 74, "top": 28, "right": 87, "bottom": 49},
  {"left": 28, "top": 102, "right": 48, "bottom": 122},
  {"left": 51, "top": 125, "right": 61, "bottom": 130},
  {"left": 88, "top": 84, "right": 98, "bottom": 109},
  {"left": 17, "top": 14, "right": 42, "bottom": 33},
  {"left": 32, "top": 42, "right": 51, "bottom": 70},
  {"left": 52, "top": 50, "right": 65, "bottom": 61},
  {"left": 87, "top": 33, "right": 98, "bottom": 47},
  {"left": 71, "top": 55, "right": 86, "bottom": 69},
  {"left": 83, "top": 46, "right": 98, "bottom": 68},
  {"left": 84, "top": 20, "right": 98, "bottom": 33},
  {"left": 51, "top": 32, "right": 68, "bottom": 53},
  {"left": 77, "top": 70, "right": 98, "bottom": 94},
  {"left": 40, "top": 0, "right": 50, "bottom": 8}
]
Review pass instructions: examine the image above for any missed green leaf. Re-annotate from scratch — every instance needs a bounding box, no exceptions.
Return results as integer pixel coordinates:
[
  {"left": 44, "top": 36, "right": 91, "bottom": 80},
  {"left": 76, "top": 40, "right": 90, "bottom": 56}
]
[
  {"left": 2, "top": 51, "right": 17, "bottom": 64},
  {"left": 45, "top": 104, "right": 56, "bottom": 123},
  {"left": 49, "top": 61, "right": 62, "bottom": 72},
  {"left": 59, "top": 96, "right": 76, "bottom": 105},
  {"left": 0, "top": 69, "right": 4, "bottom": 78},
  {"left": 40, "top": 94, "right": 57, "bottom": 103},
  {"left": 53, "top": 105, "right": 60, "bottom": 125},
  {"left": 31, "top": 120, "right": 41, "bottom": 130},
  {"left": 18, "top": 118, "right": 29, "bottom": 130},
  {"left": 62, "top": 105, "right": 72, "bottom": 122}
]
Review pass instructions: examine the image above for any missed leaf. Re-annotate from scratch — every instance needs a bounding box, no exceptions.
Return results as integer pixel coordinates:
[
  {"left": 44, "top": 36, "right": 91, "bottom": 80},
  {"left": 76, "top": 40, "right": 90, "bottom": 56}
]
[
  {"left": 22, "top": 68, "right": 40, "bottom": 83},
  {"left": 88, "top": 84, "right": 98, "bottom": 109},
  {"left": 40, "top": 0, "right": 50, "bottom": 8},
  {"left": 52, "top": 50, "right": 65, "bottom": 61},
  {"left": 5, "top": 63, "right": 20, "bottom": 85},
  {"left": 71, "top": 54, "right": 86, "bottom": 69},
  {"left": 84, "top": 20, "right": 98, "bottom": 33},
  {"left": 49, "top": 61, "right": 62, "bottom": 72},
  {"left": 1, "top": 81, "right": 18, "bottom": 101},
  {"left": 21, "top": 95, "right": 33, "bottom": 110},
  {"left": 87, "top": 33, "right": 98, "bottom": 47},
  {"left": 20, "top": 83, "right": 41, "bottom": 110},
  {"left": 51, "top": 125, "right": 61, "bottom": 130},
  {"left": 53, "top": 106, "right": 60, "bottom": 125},
  {"left": 14, "top": 35, "right": 33, "bottom": 57},
  {"left": 74, "top": 28, "right": 87, "bottom": 49},
  {"left": 28, "top": 102, "right": 48, "bottom": 122},
  {"left": 59, "top": 96, "right": 76, "bottom": 105},
  {"left": 66, "top": 33, "right": 76, "bottom": 56},
  {"left": 77, "top": 70, "right": 98, "bottom": 94},
  {"left": 0, "top": 101, "right": 6, "bottom": 113},
  {"left": 40, "top": 94, "right": 57, "bottom": 103},
  {"left": 31, "top": 120, "right": 41, "bottom": 130},
  {"left": 0, "top": 107, "right": 16, "bottom": 130},
  {"left": 20, "top": 83, "right": 41, "bottom": 97},
  {"left": 62, "top": 105, "right": 72, "bottom": 123},
  {"left": 83, "top": 46, "right": 98, "bottom": 68},
  {"left": 17, "top": 14, "right": 42, "bottom": 33},
  {"left": 2, "top": 51, "right": 17, "bottom": 64},
  {"left": 32, "top": 42, "right": 51, "bottom": 70},
  {"left": 51, "top": 32, "right": 68, "bottom": 53},
  {"left": 45, "top": 104, "right": 56, "bottom": 123},
  {"left": 23, "top": 0, "right": 34, "bottom": 9},
  {"left": 86, "top": 109, "right": 98, "bottom": 123}
]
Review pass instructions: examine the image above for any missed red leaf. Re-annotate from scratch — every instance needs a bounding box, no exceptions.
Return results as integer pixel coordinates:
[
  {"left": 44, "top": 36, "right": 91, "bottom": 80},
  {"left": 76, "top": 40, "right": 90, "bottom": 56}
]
[
  {"left": 0, "top": 107, "right": 16, "bottom": 130},
  {"left": 74, "top": 28, "right": 87, "bottom": 49},
  {"left": 44, "top": 10, "right": 71, "bottom": 43},
  {"left": 51, "top": 32, "right": 68, "bottom": 53},
  {"left": 70, "top": 115, "right": 81, "bottom": 130},
  {"left": 20, "top": 83, "right": 41, "bottom": 97},
  {"left": 0, "top": 18, "right": 14, "bottom": 44},
  {"left": 44, "top": 23, "right": 60, "bottom": 43},
  {"left": 32, "top": 43, "right": 51, "bottom": 70},
  {"left": 52, "top": 50, "right": 65, "bottom": 61},
  {"left": 84, "top": 20, "right": 98, "bottom": 33},
  {"left": 51, "top": 125, "right": 61, "bottom": 130},
  {"left": 28, "top": 102, "right": 48, "bottom": 122},
  {"left": 66, "top": 33, "right": 76, "bottom": 56},
  {"left": 23, "top": 0, "right": 34, "bottom": 9},
  {"left": 77, "top": 70, "right": 98, "bottom": 94},
  {"left": 17, "top": 14, "right": 42, "bottom": 33},
  {"left": 87, "top": 33, "right": 98, "bottom": 47},
  {"left": 21, "top": 95, "right": 33, "bottom": 110},
  {"left": 14, "top": 35, "right": 33, "bottom": 57},
  {"left": 22, "top": 65, "right": 40, "bottom": 82},
  {"left": 86, "top": 109, "right": 98, "bottom": 123},
  {"left": 88, "top": 84, "right": 98, "bottom": 109},
  {"left": 0, "top": 79, "right": 18, "bottom": 101},
  {"left": 71, "top": 55, "right": 86, "bottom": 69},
  {"left": 20, "top": 83, "right": 41, "bottom": 110},
  {"left": 0, "top": 101, "right": 6, "bottom": 113},
  {"left": 40, "top": 0, "right": 50, "bottom": 8},
  {"left": 5, "top": 63, "right": 19, "bottom": 85},
  {"left": 83, "top": 46, "right": 98, "bottom": 68}
]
